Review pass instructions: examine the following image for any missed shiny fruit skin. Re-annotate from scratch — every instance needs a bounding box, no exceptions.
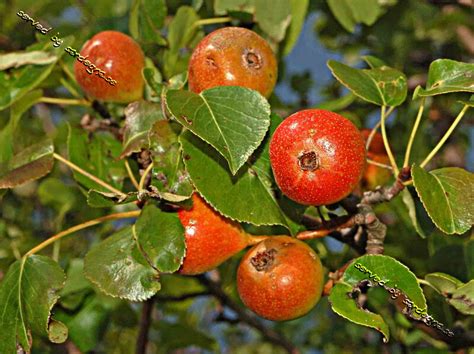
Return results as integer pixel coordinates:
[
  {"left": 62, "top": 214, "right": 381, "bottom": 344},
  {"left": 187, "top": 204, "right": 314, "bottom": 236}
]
[
  {"left": 74, "top": 31, "right": 144, "bottom": 103},
  {"left": 178, "top": 194, "right": 249, "bottom": 275},
  {"left": 269, "top": 109, "right": 366, "bottom": 206},
  {"left": 188, "top": 27, "right": 277, "bottom": 98},
  {"left": 360, "top": 129, "right": 392, "bottom": 189},
  {"left": 237, "top": 236, "right": 324, "bottom": 321}
]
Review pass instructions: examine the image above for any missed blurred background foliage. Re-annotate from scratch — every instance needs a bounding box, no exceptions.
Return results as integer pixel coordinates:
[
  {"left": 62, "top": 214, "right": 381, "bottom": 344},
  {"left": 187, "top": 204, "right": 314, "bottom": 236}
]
[{"left": 0, "top": 0, "right": 473, "bottom": 353}]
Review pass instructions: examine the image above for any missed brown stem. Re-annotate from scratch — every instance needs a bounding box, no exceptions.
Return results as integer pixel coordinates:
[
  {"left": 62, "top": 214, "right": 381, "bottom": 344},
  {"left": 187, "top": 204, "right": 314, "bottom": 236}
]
[
  {"left": 155, "top": 291, "right": 211, "bottom": 302},
  {"left": 197, "top": 275, "right": 299, "bottom": 354},
  {"left": 136, "top": 297, "right": 155, "bottom": 354}
]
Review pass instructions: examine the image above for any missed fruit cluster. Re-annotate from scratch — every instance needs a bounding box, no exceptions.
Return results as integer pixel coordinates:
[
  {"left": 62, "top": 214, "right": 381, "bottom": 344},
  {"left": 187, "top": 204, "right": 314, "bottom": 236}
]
[{"left": 74, "top": 27, "right": 369, "bottom": 321}]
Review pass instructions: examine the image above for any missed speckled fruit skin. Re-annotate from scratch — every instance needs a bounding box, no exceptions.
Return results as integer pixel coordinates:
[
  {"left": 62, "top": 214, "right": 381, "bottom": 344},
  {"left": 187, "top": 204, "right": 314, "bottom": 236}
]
[
  {"left": 360, "top": 129, "right": 391, "bottom": 189},
  {"left": 269, "top": 109, "right": 366, "bottom": 206},
  {"left": 188, "top": 27, "right": 277, "bottom": 98},
  {"left": 177, "top": 194, "right": 250, "bottom": 275},
  {"left": 74, "top": 31, "right": 144, "bottom": 103},
  {"left": 237, "top": 236, "right": 324, "bottom": 321}
]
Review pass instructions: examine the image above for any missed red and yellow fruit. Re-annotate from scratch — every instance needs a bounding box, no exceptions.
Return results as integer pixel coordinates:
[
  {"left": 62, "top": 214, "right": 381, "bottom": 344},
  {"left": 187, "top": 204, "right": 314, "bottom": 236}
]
[
  {"left": 188, "top": 27, "right": 277, "bottom": 98},
  {"left": 177, "top": 194, "right": 256, "bottom": 275},
  {"left": 74, "top": 31, "right": 145, "bottom": 103},
  {"left": 269, "top": 109, "right": 366, "bottom": 206},
  {"left": 237, "top": 236, "right": 324, "bottom": 321}
]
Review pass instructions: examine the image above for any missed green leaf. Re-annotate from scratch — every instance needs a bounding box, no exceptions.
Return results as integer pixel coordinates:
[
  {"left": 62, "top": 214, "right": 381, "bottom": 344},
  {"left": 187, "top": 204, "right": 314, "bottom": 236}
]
[
  {"left": 214, "top": 0, "right": 255, "bottom": 15},
  {"left": 155, "top": 322, "right": 218, "bottom": 352},
  {"left": 0, "top": 138, "right": 54, "bottom": 189},
  {"left": 401, "top": 189, "right": 426, "bottom": 239},
  {"left": 84, "top": 226, "right": 161, "bottom": 301},
  {"left": 149, "top": 120, "right": 193, "bottom": 200},
  {"left": 327, "top": 60, "right": 408, "bottom": 106},
  {"left": 163, "top": 6, "right": 203, "bottom": 78},
  {"left": 362, "top": 55, "right": 387, "bottom": 69},
  {"left": 414, "top": 59, "right": 474, "bottom": 98},
  {"left": 327, "top": 0, "right": 356, "bottom": 32},
  {"left": 129, "top": 0, "right": 167, "bottom": 44},
  {"left": 87, "top": 190, "right": 138, "bottom": 208},
  {"left": 167, "top": 86, "right": 271, "bottom": 174},
  {"left": 282, "top": 0, "right": 309, "bottom": 56},
  {"left": 255, "top": 0, "right": 291, "bottom": 42},
  {"left": 448, "top": 280, "right": 474, "bottom": 315},
  {"left": 346, "top": 0, "right": 382, "bottom": 26},
  {"left": 412, "top": 165, "right": 474, "bottom": 235},
  {"left": 329, "top": 255, "right": 427, "bottom": 342},
  {"left": 329, "top": 283, "right": 390, "bottom": 341},
  {"left": 0, "top": 255, "right": 67, "bottom": 353},
  {"left": 425, "top": 272, "right": 463, "bottom": 295},
  {"left": 121, "top": 101, "right": 165, "bottom": 158},
  {"left": 0, "top": 50, "right": 57, "bottom": 70},
  {"left": 142, "top": 58, "right": 164, "bottom": 101},
  {"left": 134, "top": 205, "right": 186, "bottom": 273},
  {"left": 0, "top": 36, "right": 73, "bottom": 110},
  {"left": 180, "top": 114, "right": 300, "bottom": 234},
  {"left": 68, "top": 127, "right": 126, "bottom": 193}
]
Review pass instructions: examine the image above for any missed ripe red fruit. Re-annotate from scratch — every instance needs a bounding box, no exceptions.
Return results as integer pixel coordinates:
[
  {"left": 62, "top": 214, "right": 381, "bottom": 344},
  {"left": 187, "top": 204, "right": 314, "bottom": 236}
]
[
  {"left": 237, "top": 236, "right": 324, "bottom": 321},
  {"left": 360, "top": 129, "right": 392, "bottom": 189},
  {"left": 269, "top": 109, "right": 366, "bottom": 206},
  {"left": 177, "top": 194, "right": 251, "bottom": 275},
  {"left": 74, "top": 31, "right": 145, "bottom": 103},
  {"left": 188, "top": 27, "right": 277, "bottom": 98}
]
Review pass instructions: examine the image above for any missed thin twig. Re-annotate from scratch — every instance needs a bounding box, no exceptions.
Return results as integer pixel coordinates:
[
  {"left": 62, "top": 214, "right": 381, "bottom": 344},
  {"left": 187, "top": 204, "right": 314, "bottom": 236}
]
[
  {"left": 39, "top": 97, "right": 90, "bottom": 106},
  {"left": 404, "top": 98, "right": 425, "bottom": 167},
  {"left": 136, "top": 297, "right": 156, "bottom": 354},
  {"left": 125, "top": 160, "right": 140, "bottom": 190},
  {"left": 367, "top": 158, "right": 392, "bottom": 170},
  {"left": 139, "top": 163, "right": 154, "bottom": 191},
  {"left": 380, "top": 105, "right": 400, "bottom": 176},
  {"left": 53, "top": 153, "right": 126, "bottom": 197}
]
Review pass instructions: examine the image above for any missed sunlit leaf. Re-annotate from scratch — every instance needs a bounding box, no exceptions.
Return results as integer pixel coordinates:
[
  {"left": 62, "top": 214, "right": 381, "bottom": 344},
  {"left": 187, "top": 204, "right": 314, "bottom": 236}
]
[
  {"left": 448, "top": 280, "right": 474, "bottom": 315},
  {"left": 167, "top": 86, "right": 271, "bottom": 174},
  {"left": 255, "top": 0, "right": 291, "bottom": 42},
  {"left": 0, "top": 50, "right": 56, "bottom": 70},
  {"left": 282, "top": 0, "right": 309, "bottom": 55}
]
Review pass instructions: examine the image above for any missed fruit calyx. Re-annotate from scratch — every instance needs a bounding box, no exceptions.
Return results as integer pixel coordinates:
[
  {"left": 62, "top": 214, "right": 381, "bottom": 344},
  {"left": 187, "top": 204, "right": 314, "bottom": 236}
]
[
  {"left": 244, "top": 50, "right": 262, "bottom": 69},
  {"left": 250, "top": 248, "right": 277, "bottom": 271},
  {"left": 298, "top": 151, "right": 319, "bottom": 171}
]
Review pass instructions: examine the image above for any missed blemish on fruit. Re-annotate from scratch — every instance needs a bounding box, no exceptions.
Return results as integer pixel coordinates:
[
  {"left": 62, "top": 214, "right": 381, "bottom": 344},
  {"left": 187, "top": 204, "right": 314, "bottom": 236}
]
[
  {"left": 206, "top": 56, "right": 217, "bottom": 68},
  {"left": 298, "top": 151, "right": 319, "bottom": 171},
  {"left": 244, "top": 50, "right": 262, "bottom": 69},
  {"left": 250, "top": 248, "right": 277, "bottom": 271}
]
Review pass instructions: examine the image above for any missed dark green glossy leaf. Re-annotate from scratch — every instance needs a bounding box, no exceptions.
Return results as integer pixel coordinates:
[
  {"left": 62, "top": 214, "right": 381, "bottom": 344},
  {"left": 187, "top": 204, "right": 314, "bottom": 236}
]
[
  {"left": 327, "top": 60, "right": 408, "bottom": 106},
  {"left": 68, "top": 127, "right": 126, "bottom": 192},
  {"left": 255, "top": 0, "right": 291, "bottom": 42},
  {"left": 134, "top": 205, "right": 185, "bottom": 273},
  {"left": 180, "top": 114, "right": 300, "bottom": 234},
  {"left": 414, "top": 59, "right": 474, "bottom": 98},
  {"left": 167, "top": 86, "right": 271, "bottom": 174},
  {"left": 84, "top": 226, "right": 161, "bottom": 301},
  {"left": 412, "top": 165, "right": 474, "bottom": 234},
  {"left": 424, "top": 272, "right": 463, "bottom": 295},
  {"left": 282, "top": 0, "right": 309, "bottom": 55},
  {"left": 129, "top": 0, "right": 167, "bottom": 44},
  {"left": 0, "top": 255, "right": 67, "bottom": 353},
  {"left": 214, "top": 0, "right": 254, "bottom": 15},
  {"left": 87, "top": 190, "right": 138, "bottom": 208},
  {"left": 448, "top": 280, "right": 474, "bottom": 315},
  {"left": 121, "top": 101, "right": 165, "bottom": 158},
  {"left": 149, "top": 120, "right": 193, "bottom": 200},
  {"left": 0, "top": 36, "right": 73, "bottom": 110},
  {"left": 0, "top": 50, "right": 56, "bottom": 70},
  {"left": 0, "top": 138, "right": 54, "bottom": 189},
  {"left": 330, "top": 255, "right": 427, "bottom": 342}
]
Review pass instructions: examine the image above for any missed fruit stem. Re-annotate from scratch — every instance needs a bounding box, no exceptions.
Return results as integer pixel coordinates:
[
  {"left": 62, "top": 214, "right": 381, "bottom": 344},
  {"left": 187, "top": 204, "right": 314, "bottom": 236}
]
[
  {"left": 53, "top": 153, "right": 126, "bottom": 197},
  {"left": 365, "top": 106, "right": 394, "bottom": 150},
  {"left": 23, "top": 210, "right": 141, "bottom": 257},
  {"left": 39, "top": 97, "right": 91, "bottom": 106},
  {"left": 138, "top": 162, "right": 154, "bottom": 191},
  {"left": 403, "top": 98, "right": 425, "bottom": 168},
  {"left": 420, "top": 104, "right": 470, "bottom": 168},
  {"left": 125, "top": 159, "right": 140, "bottom": 190},
  {"left": 380, "top": 105, "right": 400, "bottom": 176},
  {"left": 367, "top": 158, "right": 392, "bottom": 170},
  {"left": 194, "top": 17, "right": 232, "bottom": 27}
]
